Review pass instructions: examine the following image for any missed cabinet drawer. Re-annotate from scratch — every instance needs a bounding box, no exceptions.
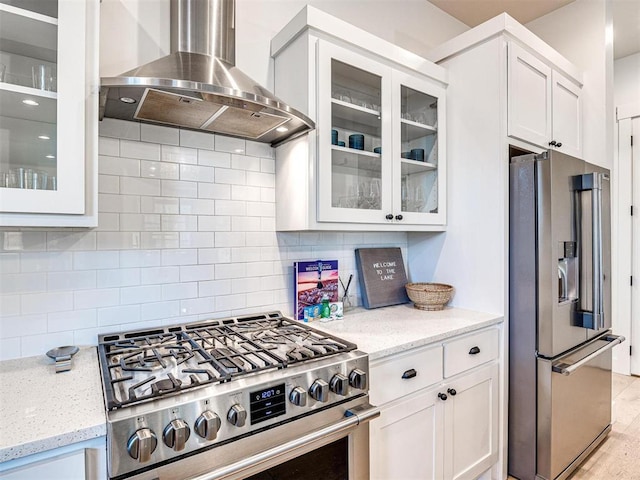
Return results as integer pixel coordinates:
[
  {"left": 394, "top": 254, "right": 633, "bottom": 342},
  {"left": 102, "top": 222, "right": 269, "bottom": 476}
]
[
  {"left": 370, "top": 345, "right": 443, "bottom": 405},
  {"left": 443, "top": 328, "right": 499, "bottom": 378}
]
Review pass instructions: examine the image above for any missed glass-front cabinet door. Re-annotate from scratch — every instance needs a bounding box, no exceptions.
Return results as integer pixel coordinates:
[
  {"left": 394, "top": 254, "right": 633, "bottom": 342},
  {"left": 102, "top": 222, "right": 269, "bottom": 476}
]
[
  {"left": 392, "top": 70, "right": 446, "bottom": 225},
  {"left": 317, "top": 40, "right": 393, "bottom": 224},
  {"left": 0, "top": 0, "right": 87, "bottom": 214}
]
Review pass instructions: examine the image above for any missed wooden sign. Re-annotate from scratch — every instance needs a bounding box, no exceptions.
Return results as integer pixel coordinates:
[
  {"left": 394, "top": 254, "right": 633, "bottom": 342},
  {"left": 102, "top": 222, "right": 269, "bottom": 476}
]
[{"left": 355, "top": 247, "right": 410, "bottom": 309}]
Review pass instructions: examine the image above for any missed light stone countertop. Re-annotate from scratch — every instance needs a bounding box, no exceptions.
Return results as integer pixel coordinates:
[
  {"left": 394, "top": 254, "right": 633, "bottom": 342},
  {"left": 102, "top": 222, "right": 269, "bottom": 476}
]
[
  {"left": 0, "top": 346, "right": 106, "bottom": 463},
  {"left": 309, "top": 303, "right": 504, "bottom": 361}
]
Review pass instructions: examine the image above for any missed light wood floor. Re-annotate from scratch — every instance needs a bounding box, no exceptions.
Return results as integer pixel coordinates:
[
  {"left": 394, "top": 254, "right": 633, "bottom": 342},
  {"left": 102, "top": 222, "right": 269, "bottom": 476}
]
[{"left": 508, "top": 373, "right": 640, "bottom": 480}]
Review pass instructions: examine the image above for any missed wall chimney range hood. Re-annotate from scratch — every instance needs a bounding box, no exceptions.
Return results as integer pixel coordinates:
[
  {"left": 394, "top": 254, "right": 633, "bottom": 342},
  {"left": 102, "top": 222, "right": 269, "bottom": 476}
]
[{"left": 100, "top": 0, "right": 314, "bottom": 147}]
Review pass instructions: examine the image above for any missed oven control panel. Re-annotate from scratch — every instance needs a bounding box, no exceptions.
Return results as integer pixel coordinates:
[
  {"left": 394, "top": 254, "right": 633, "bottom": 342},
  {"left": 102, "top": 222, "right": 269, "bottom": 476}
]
[{"left": 107, "top": 351, "right": 369, "bottom": 479}]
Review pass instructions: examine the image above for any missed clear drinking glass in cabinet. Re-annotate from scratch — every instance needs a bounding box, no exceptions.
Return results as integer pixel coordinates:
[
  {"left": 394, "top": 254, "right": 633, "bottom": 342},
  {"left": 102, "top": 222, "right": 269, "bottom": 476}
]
[
  {"left": 0, "top": 0, "right": 58, "bottom": 191},
  {"left": 399, "top": 85, "right": 438, "bottom": 214},
  {"left": 330, "top": 59, "right": 383, "bottom": 211}
]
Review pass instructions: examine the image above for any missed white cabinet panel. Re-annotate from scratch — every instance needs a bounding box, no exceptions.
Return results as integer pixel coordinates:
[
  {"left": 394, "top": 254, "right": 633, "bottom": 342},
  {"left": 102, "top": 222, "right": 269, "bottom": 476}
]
[
  {"left": 552, "top": 71, "right": 582, "bottom": 158},
  {"left": 0, "top": 450, "right": 85, "bottom": 480}
]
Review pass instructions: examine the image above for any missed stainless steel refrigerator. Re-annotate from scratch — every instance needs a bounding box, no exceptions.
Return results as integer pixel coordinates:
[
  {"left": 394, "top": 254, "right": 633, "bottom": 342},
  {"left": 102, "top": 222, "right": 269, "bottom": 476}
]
[{"left": 508, "top": 149, "right": 625, "bottom": 480}]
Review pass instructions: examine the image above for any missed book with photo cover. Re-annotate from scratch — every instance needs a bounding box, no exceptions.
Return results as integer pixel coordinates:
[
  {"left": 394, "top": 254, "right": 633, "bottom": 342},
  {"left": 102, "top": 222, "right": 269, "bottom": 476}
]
[
  {"left": 293, "top": 260, "right": 339, "bottom": 320},
  {"left": 355, "top": 247, "right": 410, "bottom": 309}
]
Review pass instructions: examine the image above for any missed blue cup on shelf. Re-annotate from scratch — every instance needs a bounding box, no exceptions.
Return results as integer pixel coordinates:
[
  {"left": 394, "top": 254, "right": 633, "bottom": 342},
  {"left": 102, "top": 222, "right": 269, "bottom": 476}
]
[
  {"left": 411, "top": 148, "right": 425, "bottom": 161},
  {"left": 373, "top": 147, "right": 381, "bottom": 154},
  {"left": 401, "top": 151, "right": 412, "bottom": 159},
  {"left": 349, "top": 134, "right": 365, "bottom": 150},
  {"left": 338, "top": 141, "right": 346, "bottom": 147},
  {"left": 331, "top": 129, "right": 338, "bottom": 145}
]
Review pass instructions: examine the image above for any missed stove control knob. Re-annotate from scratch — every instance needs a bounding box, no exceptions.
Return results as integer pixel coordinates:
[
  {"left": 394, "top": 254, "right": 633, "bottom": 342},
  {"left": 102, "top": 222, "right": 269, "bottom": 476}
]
[
  {"left": 195, "top": 410, "right": 221, "bottom": 441},
  {"left": 349, "top": 368, "right": 367, "bottom": 390},
  {"left": 163, "top": 419, "right": 191, "bottom": 452},
  {"left": 127, "top": 428, "right": 157, "bottom": 463},
  {"left": 309, "top": 379, "right": 329, "bottom": 402},
  {"left": 330, "top": 373, "right": 348, "bottom": 396},
  {"left": 289, "top": 386, "right": 307, "bottom": 406},
  {"left": 227, "top": 404, "right": 247, "bottom": 427}
]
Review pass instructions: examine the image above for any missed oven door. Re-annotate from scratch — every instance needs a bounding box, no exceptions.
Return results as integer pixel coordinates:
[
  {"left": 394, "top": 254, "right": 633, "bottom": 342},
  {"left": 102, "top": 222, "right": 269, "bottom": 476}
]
[{"left": 125, "top": 398, "right": 379, "bottom": 480}]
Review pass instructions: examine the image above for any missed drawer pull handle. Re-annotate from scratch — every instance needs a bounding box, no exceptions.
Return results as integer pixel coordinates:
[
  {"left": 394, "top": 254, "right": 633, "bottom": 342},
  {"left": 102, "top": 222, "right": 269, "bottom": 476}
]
[
  {"left": 401, "top": 369, "right": 417, "bottom": 379},
  {"left": 469, "top": 346, "right": 481, "bottom": 355},
  {"left": 447, "top": 388, "right": 457, "bottom": 396},
  {"left": 437, "top": 392, "right": 448, "bottom": 401}
]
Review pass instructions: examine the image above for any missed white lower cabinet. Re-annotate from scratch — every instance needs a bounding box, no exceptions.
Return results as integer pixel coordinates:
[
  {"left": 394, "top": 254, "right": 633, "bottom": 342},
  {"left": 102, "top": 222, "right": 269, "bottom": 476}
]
[{"left": 369, "top": 327, "right": 500, "bottom": 480}]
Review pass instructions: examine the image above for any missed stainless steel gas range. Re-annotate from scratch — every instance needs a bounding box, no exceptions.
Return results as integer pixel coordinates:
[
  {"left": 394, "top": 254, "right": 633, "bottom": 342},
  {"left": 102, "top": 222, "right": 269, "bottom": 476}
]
[{"left": 98, "top": 311, "right": 379, "bottom": 480}]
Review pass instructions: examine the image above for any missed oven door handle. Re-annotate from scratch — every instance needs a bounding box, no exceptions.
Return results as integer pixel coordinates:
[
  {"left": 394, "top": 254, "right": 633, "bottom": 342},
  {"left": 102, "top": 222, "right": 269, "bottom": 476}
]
[
  {"left": 551, "top": 335, "right": 625, "bottom": 376},
  {"left": 186, "top": 403, "right": 380, "bottom": 480}
]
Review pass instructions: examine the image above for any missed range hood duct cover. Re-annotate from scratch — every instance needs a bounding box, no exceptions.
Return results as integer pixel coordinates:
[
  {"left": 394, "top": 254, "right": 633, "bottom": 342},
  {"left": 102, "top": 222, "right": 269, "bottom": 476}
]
[{"left": 100, "top": 0, "right": 314, "bottom": 147}]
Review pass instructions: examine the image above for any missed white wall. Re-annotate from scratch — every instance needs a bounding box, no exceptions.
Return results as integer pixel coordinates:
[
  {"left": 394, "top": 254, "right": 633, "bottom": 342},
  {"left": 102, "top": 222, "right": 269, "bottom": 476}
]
[
  {"left": 526, "top": 0, "right": 614, "bottom": 168},
  {"left": 614, "top": 52, "right": 640, "bottom": 108}
]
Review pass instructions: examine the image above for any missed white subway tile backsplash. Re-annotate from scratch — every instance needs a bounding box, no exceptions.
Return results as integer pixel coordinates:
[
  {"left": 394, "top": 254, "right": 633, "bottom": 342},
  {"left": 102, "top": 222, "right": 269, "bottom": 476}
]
[
  {"left": 198, "top": 248, "right": 231, "bottom": 265},
  {"left": 246, "top": 261, "right": 277, "bottom": 277},
  {"left": 231, "top": 154, "right": 260, "bottom": 172},
  {"left": 198, "top": 150, "right": 231, "bottom": 168},
  {"left": 214, "top": 232, "right": 245, "bottom": 248},
  {"left": 245, "top": 140, "right": 274, "bottom": 159},
  {"left": 260, "top": 217, "right": 276, "bottom": 232},
  {"left": 162, "top": 145, "right": 198, "bottom": 164},
  {"left": 179, "top": 232, "right": 214, "bottom": 249},
  {"left": 20, "top": 252, "right": 73, "bottom": 272},
  {"left": 179, "top": 264, "right": 215, "bottom": 282},
  {"left": 215, "top": 263, "right": 246, "bottom": 279},
  {"left": 248, "top": 202, "right": 275, "bottom": 218},
  {"left": 231, "top": 247, "right": 261, "bottom": 262},
  {"left": 246, "top": 231, "right": 277, "bottom": 247},
  {"left": 161, "top": 215, "right": 198, "bottom": 232},
  {"left": 141, "top": 232, "right": 180, "bottom": 249},
  {"left": 246, "top": 171, "right": 275, "bottom": 188},
  {"left": 198, "top": 279, "right": 231, "bottom": 297},
  {"left": 215, "top": 200, "right": 246, "bottom": 216},
  {"left": 99, "top": 174, "right": 120, "bottom": 194},
  {"left": 99, "top": 193, "right": 141, "bottom": 213},
  {"left": 97, "top": 268, "right": 140, "bottom": 288},
  {"left": 162, "top": 282, "right": 198, "bottom": 301},
  {"left": 180, "top": 130, "right": 215, "bottom": 150},
  {"left": 198, "top": 183, "right": 230, "bottom": 200},
  {"left": 180, "top": 198, "right": 215, "bottom": 215},
  {"left": 46, "top": 232, "right": 97, "bottom": 251},
  {"left": 215, "top": 135, "right": 245, "bottom": 154},
  {"left": 0, "top": 295, "right": 20, "bottom": 316},
  {"left": 47, "top": 271, "right": 96, "bottom": 291},
  {"left": 260, "top": 187, "right": 275, "bottom": 203},
  {"left": 0, "top": 339, "right": 21, "bottom": 361},
  {"left": 96, "top": 213, "right": 120, "bottom": 232},
  {"left": 162, "top": 180, "right": 198, "bottom": 198},
  {"left": 21, "top": 331, "right": 75, "bottom": 358},
  {"left": 215, "top": 168, "right": 245, "bottom": 185},
  {"left": 120, "top": 285, "right": 162, "bottom": 305},
  {"left": 141, "top": 301, "right": 180, "bottom": 321},
  {"left": 48, "top": 309, "right": 97, "bottom": 332},
  {"left": 0, "top": 253, "right": 19, "bottom": 273},
  {"left": 22, "top": 291, "right": 73, "bottom": 314},
  {"left": 0, "top": 314, "right": 47, "bottom": 338},
  {"left": 231, "top": 276, "right": 261, "bottom": 293},
  {"left": 141, "top": 124, "right": 179, "bottom": 145},
  {"left": 99, "top": 136, "right": 120, "bottom": 156},
  {"left": 74, "top": 288, "right": 120, "bottom": 309},
  {"left": 180, "top": 164, "right": 214, "bottom": 183},
  {"left": 99, "top": 155, "right": 141, "bottom": 177},
  {"left": 97, "top": 232, "right": 141, "bottom": 250},
  {"left": 120, "top": 177, "right": 161, "bottom": 196},
  {"left": 215, "top": 293, "right": 246, "bottom": 311},
  {"left": 98, "top": 305, "right": 141, "bottom": 326},
  {"left": 247, "top": 291, "right": 274, "bottom": 308},
  {"left": 179, "top": 296, "right": 215, "bottom": 315},
  {"left": 161, "top": 249, "right": 198, "bottom": 266},
  {"left": 141, "top": 160, "right": 179, "bottom": 180},
  {"left": 120, "top": 214, "right": 161, "bottom": 232},
  {"left": 198, "top": 215, "right": 230, "bottom": 232},
  {"left": 2, "top": 232, "right": 47, "bottom": 252},
  {"left": 121, "top": 140, "right": 161, "bottom": 160},
  {"left": 99, "top": 118, "right": 140, "bottom": 140},
  {"left": 141, "top": 196, "right": 180, "bottom": 214},
  {"left": 260, "top": 158, "right": 275, "bottom": 174},
  {"left": 231, "top": 185, "right": 261, "bottom": 202},
  {"left": 119, "top": 250, "right": 161, "bottom": 268},
  {"left": 141, "top": 266, "right": 180, "bottom": 285}
]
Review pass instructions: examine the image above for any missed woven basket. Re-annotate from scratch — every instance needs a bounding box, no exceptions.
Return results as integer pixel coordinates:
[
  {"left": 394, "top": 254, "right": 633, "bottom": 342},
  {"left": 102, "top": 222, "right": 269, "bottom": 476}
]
[{"left": 405, "top": 282, "right": 454, "bottom": 311}]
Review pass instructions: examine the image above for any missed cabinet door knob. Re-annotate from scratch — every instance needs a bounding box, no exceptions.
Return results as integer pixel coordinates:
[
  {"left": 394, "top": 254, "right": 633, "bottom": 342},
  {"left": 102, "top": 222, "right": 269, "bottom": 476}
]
[
  {"left": 402, "top": 368, "right": 417, "bottom": 379},
  {"left": 549, "top": 140, "right": 557, "bottom": 146},
  {"left": 385, "top": 214, "right": 394, "bottom": 220},
  {"left": 556, "top": 142, "right": 562, "bottom": 148},
  {"left": 395, "top": 214, "right": 403, "bottom": 221},
  {"left": 438, "top": 392, "right": 448, "bottom": 401},
  {"left": 469, "top": 346, "right": 481, "bottom": 355},
  {"left": 447, "top": 388, "right": 457, "bottom": 396}
]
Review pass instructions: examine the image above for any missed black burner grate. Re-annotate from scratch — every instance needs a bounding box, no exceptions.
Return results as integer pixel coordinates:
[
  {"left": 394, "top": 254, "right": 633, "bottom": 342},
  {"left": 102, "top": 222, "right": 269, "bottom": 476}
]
[{"left": 97, "top": 312, "right": 356, "bottom": 410}]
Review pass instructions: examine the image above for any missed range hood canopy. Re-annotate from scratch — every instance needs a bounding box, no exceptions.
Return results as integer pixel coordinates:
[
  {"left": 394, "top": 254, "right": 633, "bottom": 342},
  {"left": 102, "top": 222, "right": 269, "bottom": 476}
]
[{"left": 100, "top": 0, "right": 314, "bottom": 147}]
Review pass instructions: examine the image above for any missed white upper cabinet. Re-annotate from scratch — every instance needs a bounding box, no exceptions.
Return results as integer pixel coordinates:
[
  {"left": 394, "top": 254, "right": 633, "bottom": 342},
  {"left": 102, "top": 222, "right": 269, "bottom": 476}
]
[
  {"left": 0, "top": 0, "right": 98, "bottom": 226},
  {"left": 272, "top": 6, "right": 447, "bottom": 232},
  {"left": 508, "top": 41, "right": 582, "bottom": 157}
]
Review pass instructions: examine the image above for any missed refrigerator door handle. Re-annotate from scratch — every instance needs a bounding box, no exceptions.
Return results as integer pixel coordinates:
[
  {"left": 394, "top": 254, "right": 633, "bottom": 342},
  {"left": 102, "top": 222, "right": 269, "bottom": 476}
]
[
  {"left": 551, "top": 335, "right": 625, "bottom": 376},
  {"left": 572, "top": 172, "right": 608, "bottom": 330}
]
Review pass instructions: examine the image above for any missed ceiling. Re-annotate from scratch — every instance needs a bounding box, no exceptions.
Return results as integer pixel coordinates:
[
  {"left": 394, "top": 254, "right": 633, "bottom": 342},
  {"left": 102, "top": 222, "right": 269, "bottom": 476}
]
[{"left": 427, "top": 0, "right": 640, "bottom": 59}]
